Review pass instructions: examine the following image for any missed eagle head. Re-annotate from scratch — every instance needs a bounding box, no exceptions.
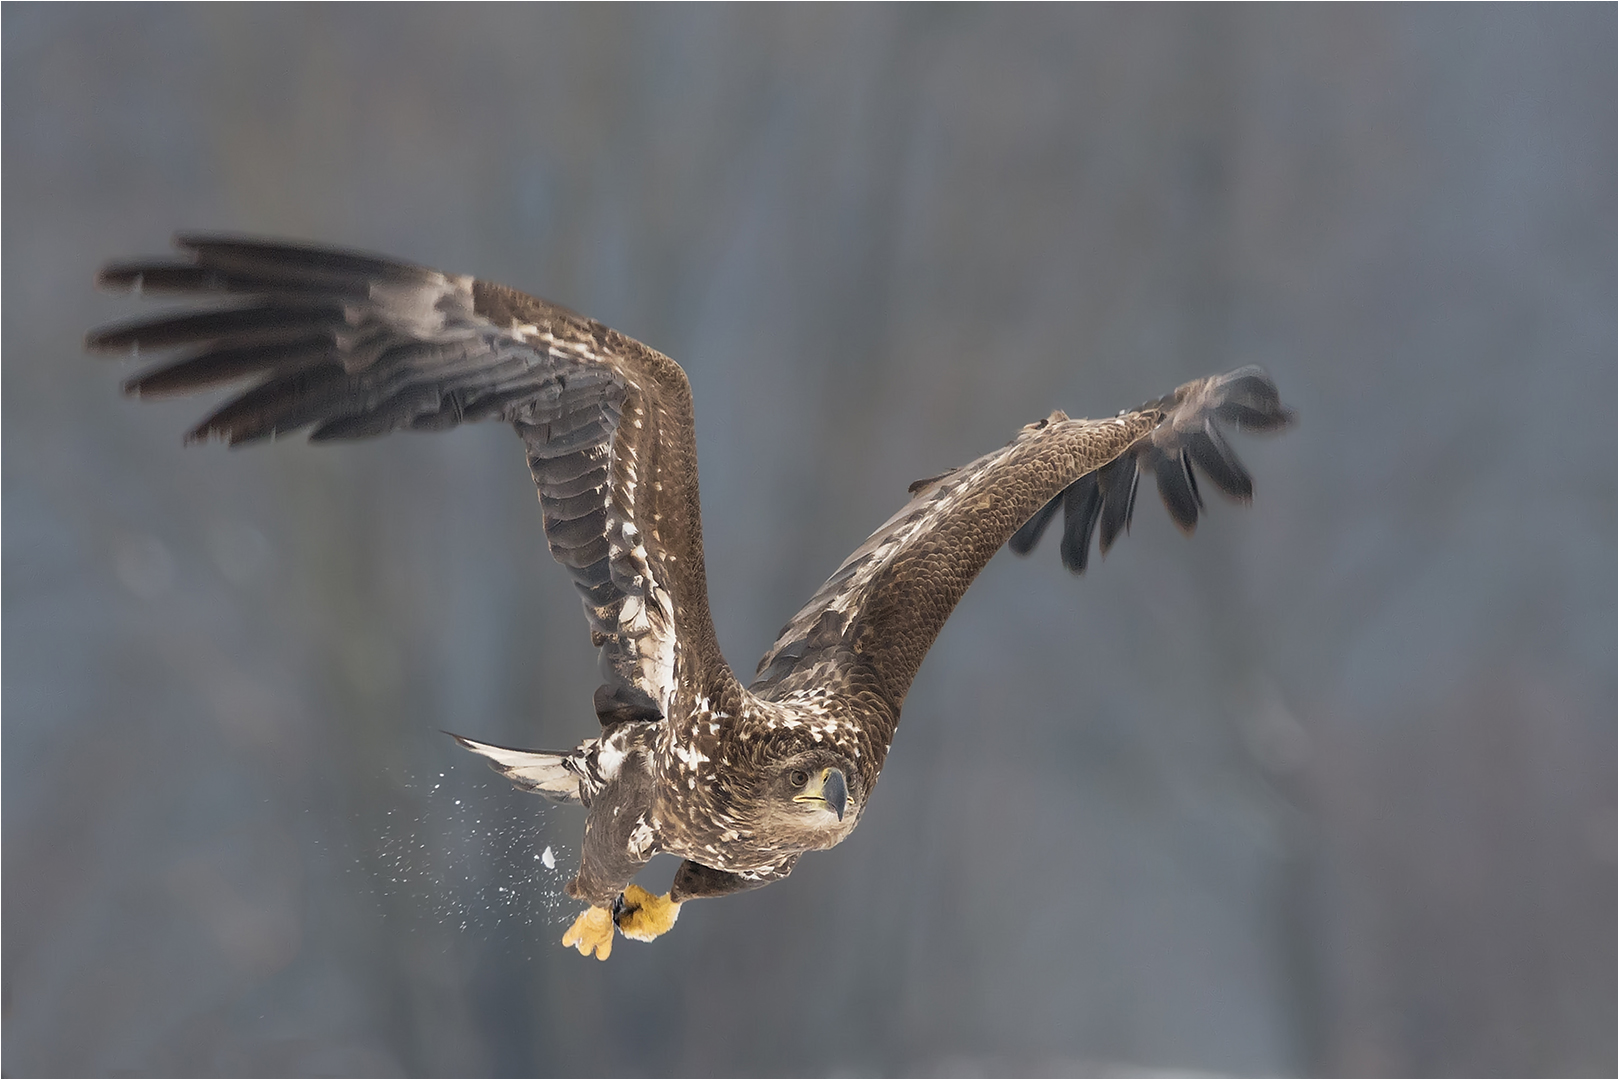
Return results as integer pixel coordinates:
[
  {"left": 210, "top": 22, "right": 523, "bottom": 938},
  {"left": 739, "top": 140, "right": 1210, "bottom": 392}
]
[{"left": 754, "top": 746, "right": 862, "bottom": 850}]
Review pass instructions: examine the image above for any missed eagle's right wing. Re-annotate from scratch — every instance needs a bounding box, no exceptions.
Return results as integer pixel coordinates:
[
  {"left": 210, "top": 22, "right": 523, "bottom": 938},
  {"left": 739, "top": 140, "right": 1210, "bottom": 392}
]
[{"left": 89, "top": 235, "right": 730, "bottom": 729}]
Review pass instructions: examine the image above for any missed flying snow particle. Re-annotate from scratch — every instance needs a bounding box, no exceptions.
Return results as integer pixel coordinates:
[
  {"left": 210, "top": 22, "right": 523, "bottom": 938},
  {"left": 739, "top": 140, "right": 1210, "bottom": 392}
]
[{"left": 540, "top": 846, "right": 556, "bottom": 869}]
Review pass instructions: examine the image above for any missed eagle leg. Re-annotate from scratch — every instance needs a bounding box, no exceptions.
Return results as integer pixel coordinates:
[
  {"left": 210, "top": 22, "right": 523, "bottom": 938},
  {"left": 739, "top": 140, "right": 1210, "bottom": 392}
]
[
  {"left": 669, "top": 857, "right": 793, "bottom": 900},
  {"left": 561, "top": 905, "right": 616, "bottom": 960},
  {"left": 614, "top": 883, "right": 682, "bottom": 942}
]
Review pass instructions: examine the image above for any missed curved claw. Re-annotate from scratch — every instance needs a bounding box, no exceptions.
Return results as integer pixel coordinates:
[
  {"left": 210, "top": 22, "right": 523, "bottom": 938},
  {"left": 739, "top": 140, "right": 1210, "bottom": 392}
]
[
  {"left": 562, "top": 905, "right": 615, "bottom": 960},
  {"left": 614, "top": 883, "right": 683, "bottom": 942}
]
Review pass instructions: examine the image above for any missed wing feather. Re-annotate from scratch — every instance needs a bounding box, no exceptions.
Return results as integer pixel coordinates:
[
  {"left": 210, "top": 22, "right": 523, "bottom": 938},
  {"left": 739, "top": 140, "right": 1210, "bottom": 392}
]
[
  {"left": 751, "top": 369, "right": 1292, "bottom": 720},
  {"left": 91, "top": 235, "right": 731, "bottom": 728}
]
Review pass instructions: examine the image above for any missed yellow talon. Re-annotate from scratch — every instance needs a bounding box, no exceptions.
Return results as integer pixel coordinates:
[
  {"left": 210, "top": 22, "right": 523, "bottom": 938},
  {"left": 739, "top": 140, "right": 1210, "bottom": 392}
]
[
  {"left": 615, "top": 883, "right": 683, "bottom": 942},
  {"left": 562, "top": 905, "right": 615, "bottom": 960}
]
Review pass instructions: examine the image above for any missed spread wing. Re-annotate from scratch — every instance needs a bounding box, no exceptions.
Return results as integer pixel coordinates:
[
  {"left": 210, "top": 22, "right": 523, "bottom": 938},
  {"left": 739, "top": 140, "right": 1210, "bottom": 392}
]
[
  {"left": 88, "top": 235, "right": 729, "bottom": 726},
  {"left": 750, "top": 368, "right": 1292, "bottom": 721}
]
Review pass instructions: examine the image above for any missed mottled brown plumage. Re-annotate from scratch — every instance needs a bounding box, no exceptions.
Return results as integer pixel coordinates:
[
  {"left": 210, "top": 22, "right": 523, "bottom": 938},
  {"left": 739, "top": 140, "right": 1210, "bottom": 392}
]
[{"left": 90, "top": 235, "right": 1293, "bottom": 960}]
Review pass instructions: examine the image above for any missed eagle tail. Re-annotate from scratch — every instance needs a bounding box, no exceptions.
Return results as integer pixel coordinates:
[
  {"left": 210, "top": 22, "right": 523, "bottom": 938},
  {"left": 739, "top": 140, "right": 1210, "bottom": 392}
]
[
  {"left": 1010, "top": 366, "right": 1293, "bottom": 573},
  {"left": 447, "top": 733, "right": 581, "bottom": 803}
]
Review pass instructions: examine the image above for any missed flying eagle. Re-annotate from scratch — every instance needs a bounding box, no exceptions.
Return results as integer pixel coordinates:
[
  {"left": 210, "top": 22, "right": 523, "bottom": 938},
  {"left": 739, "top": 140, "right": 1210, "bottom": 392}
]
[{"left": 89, "top": 236, "right": 1293, "bottom": 960}]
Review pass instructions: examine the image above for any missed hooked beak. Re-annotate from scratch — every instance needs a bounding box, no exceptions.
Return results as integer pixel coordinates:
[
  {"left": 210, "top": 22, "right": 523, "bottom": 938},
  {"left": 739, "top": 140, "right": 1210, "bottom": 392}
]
[{"left": 794, "top": 766, "right": 848, "bottom": 821}]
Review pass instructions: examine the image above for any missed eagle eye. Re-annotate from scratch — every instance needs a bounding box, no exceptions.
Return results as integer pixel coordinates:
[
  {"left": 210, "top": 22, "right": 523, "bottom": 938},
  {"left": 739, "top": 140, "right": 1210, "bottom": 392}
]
[{"left": 789, "top": 769, "right": 809, "bottom": 787}]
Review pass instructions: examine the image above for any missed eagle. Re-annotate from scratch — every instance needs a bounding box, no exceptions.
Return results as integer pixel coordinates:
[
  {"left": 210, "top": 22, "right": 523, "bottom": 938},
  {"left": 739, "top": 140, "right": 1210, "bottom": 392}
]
[{"left": 89, "top": 236, "right": 1293, "bottom": 960}]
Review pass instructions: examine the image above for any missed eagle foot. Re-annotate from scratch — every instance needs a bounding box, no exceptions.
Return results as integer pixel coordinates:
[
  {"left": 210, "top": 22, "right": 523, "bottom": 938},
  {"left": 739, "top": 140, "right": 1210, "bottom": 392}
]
[
  {"left": 562, "top": 904, "right": 615, "bottom": 960},
  {"left": 613, "top": 883, "right": 682, "bottom": 942}
]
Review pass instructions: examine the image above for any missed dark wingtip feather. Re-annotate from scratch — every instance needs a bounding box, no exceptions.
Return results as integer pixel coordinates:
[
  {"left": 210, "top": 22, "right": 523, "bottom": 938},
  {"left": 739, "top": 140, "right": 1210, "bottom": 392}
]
[
  {"left": 120, "top": 336, "right": 335, "bottom": 398},
  {"left": 1014, "top": 366, "right": 1290, "bottom": 576},
  {"left": 309, "top": 414, "right": 396, "bottom": 441},
  {"left": 1183, "top": 425, "right": 1252, "bottom": 501},
  {"left": 96, "top": 262, "right": 152, "bottom": 291},
  {"left": 1151, "top": 450, "right": 1202, "bottom": 533},
  {"left": 1097, "top": 457, "right": 1139, "bottom": 555},
  {"left": 86, "top": 303, "right": 346, "bottom": 352},
  {"left": 1204, "top": 366, "right": 1295, "bottom": 432},
  {"left": 1009, "top": 492, "right": 1063, "bottom": 556},
  {"left": 180, "top": 365, "right": 357, "bottom": 446},
  {"left": 1147, "top": 365, "right": 1292, "bottom": 520},
  {"left": 97, "top": 262, "right": 229, "bottom": 294},
  {"left": 1057, "top": 473, "right": 1102, "bottom": 574},
  {"left": 1215, "top": 401, "right": 1295, "bottom": 432},
  {"left": 174, "top": 233, "right": 436, "bottom": 283}
]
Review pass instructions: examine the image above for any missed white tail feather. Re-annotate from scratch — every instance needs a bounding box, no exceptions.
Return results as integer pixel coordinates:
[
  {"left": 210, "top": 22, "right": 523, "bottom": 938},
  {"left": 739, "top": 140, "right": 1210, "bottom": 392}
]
[{"left": 449, "top": 733, "right": 581, "bottom": 803}]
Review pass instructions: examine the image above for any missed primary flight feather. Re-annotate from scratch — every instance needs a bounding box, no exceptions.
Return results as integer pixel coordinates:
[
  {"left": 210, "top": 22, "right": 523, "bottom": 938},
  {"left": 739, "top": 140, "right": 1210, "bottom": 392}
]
[{"left": 90, "top": 235, "right": 1293, "bottom": 959}]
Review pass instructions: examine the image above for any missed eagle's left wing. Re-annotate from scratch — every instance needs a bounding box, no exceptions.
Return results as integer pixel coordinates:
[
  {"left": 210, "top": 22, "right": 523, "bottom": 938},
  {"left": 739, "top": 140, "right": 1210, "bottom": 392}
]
[
  {"left": 89, "top": 235, "right": 732, "bottom": 731},
  {"left": 750, "top": 369, "right": 1292, "bottom": 723}
]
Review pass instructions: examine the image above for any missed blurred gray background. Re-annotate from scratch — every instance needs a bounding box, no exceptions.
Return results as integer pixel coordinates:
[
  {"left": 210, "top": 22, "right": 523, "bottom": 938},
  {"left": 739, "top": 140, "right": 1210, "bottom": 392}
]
[{"left": 4, "top": 5, "right": 1613, "bottom": 1076}]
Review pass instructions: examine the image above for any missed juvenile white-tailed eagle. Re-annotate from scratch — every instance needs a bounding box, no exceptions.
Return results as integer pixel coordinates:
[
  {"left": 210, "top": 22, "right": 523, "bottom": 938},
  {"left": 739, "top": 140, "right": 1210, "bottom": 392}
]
[{"left": 90, "top": 236, "right": 1293, "bottom": 960}]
